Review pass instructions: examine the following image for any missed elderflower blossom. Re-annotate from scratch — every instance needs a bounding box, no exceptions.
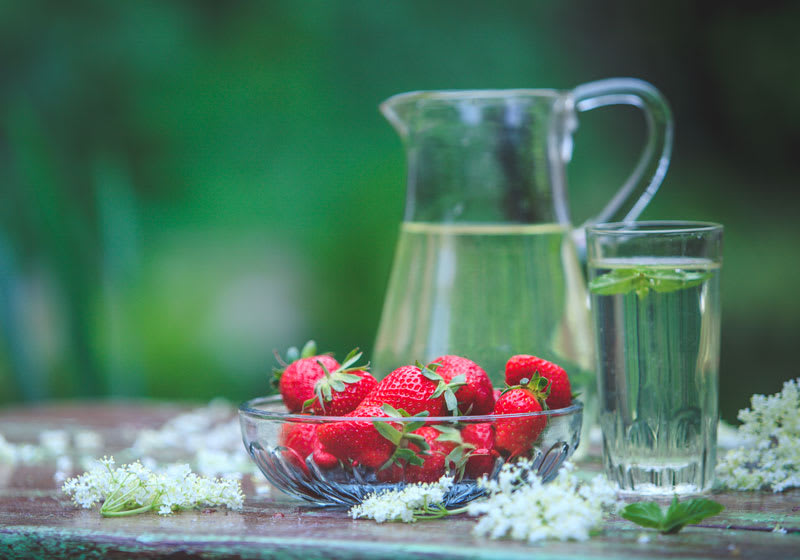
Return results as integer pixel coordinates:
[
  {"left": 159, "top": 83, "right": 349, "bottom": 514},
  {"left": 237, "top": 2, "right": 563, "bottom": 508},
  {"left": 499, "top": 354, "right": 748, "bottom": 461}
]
[
  {"left": 468, "top": 461, "right": 621, "bottom": 543},
  {"left": 716, "top": 378, "right": 800, "bottom": 492},
  {"left": 62, "top": 456, "right": 244, "bottom": 516},
  {"left": 39, "top": 430, "right": 70, "bottom": 456},
  {"left": 350, "top": 477, "right": 454, "bottom": 523},
  {"left": 0, "top": 428, "right": 104, "bottom": 467},
  {"left": 0, "top": 434, "right": 16, "bottom": 464},
  {"left": 131, "top": 399, "right": 254, "bottom": 477}
]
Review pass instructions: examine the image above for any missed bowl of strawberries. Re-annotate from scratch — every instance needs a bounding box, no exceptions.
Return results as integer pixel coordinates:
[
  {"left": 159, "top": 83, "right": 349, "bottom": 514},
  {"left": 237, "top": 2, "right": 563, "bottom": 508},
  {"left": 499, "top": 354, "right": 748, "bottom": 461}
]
[{"left": 239, "top": 342, "right": 583, "bottom": 507}]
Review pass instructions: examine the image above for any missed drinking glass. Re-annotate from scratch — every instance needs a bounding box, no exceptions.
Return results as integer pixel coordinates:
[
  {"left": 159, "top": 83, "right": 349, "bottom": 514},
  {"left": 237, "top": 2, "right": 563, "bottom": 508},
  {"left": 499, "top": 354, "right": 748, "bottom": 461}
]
[{"left": 586, "top": 221, "right": 723, "bottom": 494}]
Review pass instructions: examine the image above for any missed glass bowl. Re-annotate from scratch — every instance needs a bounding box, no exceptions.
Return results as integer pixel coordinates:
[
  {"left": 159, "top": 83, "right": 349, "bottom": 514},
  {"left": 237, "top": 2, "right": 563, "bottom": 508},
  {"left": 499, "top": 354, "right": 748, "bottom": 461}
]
[{"left": 239, "top": 395, "right": 582, "bottom": 507}]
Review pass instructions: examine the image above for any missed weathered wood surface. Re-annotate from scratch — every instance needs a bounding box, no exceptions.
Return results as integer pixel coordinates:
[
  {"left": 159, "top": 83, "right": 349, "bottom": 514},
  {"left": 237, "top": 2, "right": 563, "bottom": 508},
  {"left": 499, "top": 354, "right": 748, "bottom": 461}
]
[{"left": 1, "top": 402, "right": 798, "bottom": 560}]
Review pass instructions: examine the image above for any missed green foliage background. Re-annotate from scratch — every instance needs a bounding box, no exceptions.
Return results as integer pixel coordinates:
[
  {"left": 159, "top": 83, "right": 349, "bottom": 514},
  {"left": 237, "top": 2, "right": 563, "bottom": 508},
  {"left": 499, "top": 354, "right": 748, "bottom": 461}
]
[{"left": 1, "top": 0, "right": 798, "bottom": 422}]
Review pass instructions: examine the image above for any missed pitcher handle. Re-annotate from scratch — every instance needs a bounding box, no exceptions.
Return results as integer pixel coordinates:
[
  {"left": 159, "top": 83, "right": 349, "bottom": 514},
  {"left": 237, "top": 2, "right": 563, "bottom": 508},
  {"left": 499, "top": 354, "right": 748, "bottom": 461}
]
[{"left": 571, "top": 78, "right": 673, "bottom": 248}]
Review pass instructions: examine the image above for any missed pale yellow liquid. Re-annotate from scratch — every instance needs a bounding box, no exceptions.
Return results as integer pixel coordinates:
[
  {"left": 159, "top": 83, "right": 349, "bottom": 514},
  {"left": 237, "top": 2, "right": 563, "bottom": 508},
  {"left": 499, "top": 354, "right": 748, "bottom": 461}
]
[
  {"left": 590, "top": 258, "right": 721, "bottom": 493},
  {"left": 372, "top": 222, "right": 594, "bottom": 387}
]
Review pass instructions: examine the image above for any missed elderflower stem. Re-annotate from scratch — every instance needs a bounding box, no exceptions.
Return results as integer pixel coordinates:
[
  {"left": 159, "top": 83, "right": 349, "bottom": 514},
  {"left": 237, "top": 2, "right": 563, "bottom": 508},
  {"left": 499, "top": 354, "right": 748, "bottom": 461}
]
[
  {"left": 100, "top": 478, "right": 140, "bottom": 512},
  {"left": 63, "top": 458, "right": 244, "bottom": 516},
  {"left": 101, "top": 502, "right": 156, "bottom": 517},
  {"left": 413, "top": 503, "right": 468, "bottom": 520}
]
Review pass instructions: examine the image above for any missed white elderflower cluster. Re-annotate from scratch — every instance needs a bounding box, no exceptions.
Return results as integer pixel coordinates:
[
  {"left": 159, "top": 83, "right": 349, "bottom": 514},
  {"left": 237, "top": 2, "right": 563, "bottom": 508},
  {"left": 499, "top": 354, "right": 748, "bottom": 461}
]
[
  {"left": 3, "top": 400, "right": 259, "bottom": 494},
  {"left": 62, "top": 456, "right": 243, "bottom": 516},
  {"left": 349, "top": 460, "right": 620, "bottom": 542},
  {"left": 716, "top": 378, "right": 800, "bottom": 492},
  {"left": 468, "top": 461, "right": 621, "bottom": 543},
  {"left": 131, "top": 399, "right": 254, "bottom": 478},
  {"left": 350, "top": 477, "right": 454, "bottom": 523},
  {"left": 0, "top": 433, "right": 16, "bottom": 464},
  {"left": 0, "top": 428, "right": 102, "bottom": 467}
]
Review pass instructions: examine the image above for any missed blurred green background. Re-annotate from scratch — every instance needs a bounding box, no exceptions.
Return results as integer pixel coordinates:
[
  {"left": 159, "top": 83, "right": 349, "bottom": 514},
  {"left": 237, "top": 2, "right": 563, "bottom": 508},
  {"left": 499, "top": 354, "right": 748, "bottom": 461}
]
[{"left": 1, "top": 0, "right": 798, "bottom": 422}]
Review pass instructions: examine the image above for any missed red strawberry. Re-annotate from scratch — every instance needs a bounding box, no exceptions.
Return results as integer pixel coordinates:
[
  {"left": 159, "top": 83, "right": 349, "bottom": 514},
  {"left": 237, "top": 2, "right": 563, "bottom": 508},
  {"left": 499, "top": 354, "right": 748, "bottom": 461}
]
[
  {"left": 505, "top": 354, "right": 572, "bottom": 410},
  {"left": 316, "top": 404, "right": 397, "bottom": 469},
  {"left": 405, "top": 426, "right": 457, "bottom": 483},
  {"left": 431, "top": 423, "right": 498, "bottom": 480},
  {"left": 317, "top": 403, "right": 432, "bottom": 473},
  {"left": 279, "top": 423, "right": 338, "bottom": 473},
  {"left": 430, "top": 355, "right": 494, "bottom": 415},
  {"left": 274, "top": 341, "right": 339, "bottom": 413},
  {"left": 375, "top": 462, "right": 405, "bottom": 483},
  {"left": 361, "top": 363, "right": 465, "bottom": 416},
  {"left": 493, "top": 374, "right": 549, "bottom": 458},
  {"left": 306, "top": 349, "right": 377, "bottom": 416},
  {"left": 460, "top": 422, "right": 498, "bottom": 479}
]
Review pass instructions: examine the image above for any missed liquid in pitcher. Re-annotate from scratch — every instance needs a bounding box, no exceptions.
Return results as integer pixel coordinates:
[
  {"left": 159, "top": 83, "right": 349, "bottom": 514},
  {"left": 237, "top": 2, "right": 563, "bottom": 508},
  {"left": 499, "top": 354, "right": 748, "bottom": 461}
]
[{"left": 373, "top": 222, "right": 593, "bottom": 385}]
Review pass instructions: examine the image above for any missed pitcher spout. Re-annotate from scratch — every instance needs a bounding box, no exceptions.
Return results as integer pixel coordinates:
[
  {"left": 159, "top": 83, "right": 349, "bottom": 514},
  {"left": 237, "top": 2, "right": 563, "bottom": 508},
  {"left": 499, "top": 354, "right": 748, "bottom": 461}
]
[
  {"left": 379, "top": 89, "right": 570, "bottom": 224},
  {"left": 380, "top": 89, "right": 562, "bottom": 140},
  {"left": 379, "top": 91, "right": 423, "bottom": 139}
]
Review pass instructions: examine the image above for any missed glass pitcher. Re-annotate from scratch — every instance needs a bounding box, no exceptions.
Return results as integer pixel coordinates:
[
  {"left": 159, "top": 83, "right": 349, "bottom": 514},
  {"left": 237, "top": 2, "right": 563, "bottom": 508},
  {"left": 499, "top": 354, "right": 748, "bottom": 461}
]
[{"left": 372, "top": 78, "right": 673, "bottom": 398}]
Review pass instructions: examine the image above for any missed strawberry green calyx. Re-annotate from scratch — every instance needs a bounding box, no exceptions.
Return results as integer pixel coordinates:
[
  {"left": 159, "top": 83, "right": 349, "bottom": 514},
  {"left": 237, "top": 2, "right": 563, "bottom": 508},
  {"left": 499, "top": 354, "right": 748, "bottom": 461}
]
[
  {"left": 302, "top": 348, "right": 370, "bottom": 413},
  {"left": 433, "top": 425, "right": 475, "bottom": 480},
  {"left": 502, "top": 371, "right": 552, "bottom": 409},
  {"left": 271, "top": 340, "right": 323, "bottom": 386},
  {"left": 291, "top": 340, "right": 319, "bottom": 363},
  {"left": 373, "top": 405, "right": 431, "bottom": 470},
  {"left": 419, "top": 362, "right": 467, "bottom": 415}
]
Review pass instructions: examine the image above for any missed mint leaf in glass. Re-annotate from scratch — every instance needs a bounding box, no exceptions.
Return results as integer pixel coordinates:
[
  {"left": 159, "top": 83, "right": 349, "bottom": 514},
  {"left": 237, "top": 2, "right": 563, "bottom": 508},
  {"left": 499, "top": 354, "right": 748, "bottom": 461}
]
[
  {"left": 589, "top": 267, "right": 711, "bottom": 297},
  {"left": 621, "top": 496, "right": 724, "bottom": 534},
  {"left": 587, "top": 268, "right": 643, "bottom": 295}
]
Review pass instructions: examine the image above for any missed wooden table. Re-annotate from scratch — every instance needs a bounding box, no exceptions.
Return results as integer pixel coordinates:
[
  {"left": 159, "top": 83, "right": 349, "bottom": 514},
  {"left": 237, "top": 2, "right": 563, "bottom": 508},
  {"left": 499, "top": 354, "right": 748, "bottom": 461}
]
[{"left": 0, "top": 403, "right": 798, "bottom": 559}]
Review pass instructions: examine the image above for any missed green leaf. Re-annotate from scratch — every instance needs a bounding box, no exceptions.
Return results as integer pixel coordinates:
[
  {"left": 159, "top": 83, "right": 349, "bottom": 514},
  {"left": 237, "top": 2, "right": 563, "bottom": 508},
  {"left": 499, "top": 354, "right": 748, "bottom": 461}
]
[
  {"left": 620, "top": 501, "right": 665, "bottom": 529},
  {"left": 403, "top": 434, "right": 430, "bottom": 453},
  {"left": 649, "top": 277, "right": 686, "bottom": 293},
  {"left": 300, "top": 340, "right": 317, "bottom": 359},
  {"left": 271, "top": 366, "right": 284, "bottom": 387},
  {"left": 317, "top": 359, "right": 332, "bottom": 375},
  {"left": 373, "top": 422, "right": 403, "bottom": 445},
  {"left": 286, "top": 346, "right": 300, "bottom": 363},
  {"left": 329, "top": 380, "right": 346, "bottom": 392},
  {"left": 406, "top": 420, "right": 427, "bottom": 433},
  {"left": 445, "top": 447, "right": 464, "bottom": 466},
  {"left": 650, "top": 272, "right": 710, "bottom": 293},
  {"left": 301, "top": 396, "right": 317, "bottom": 411},
  {"left": 449, "top": 374, "right": 467, "bottom": 386},
  {"left": 397, "top": 449, "right": 425, "bottom": 467},
  {"left": 590, "top": 267, "right": 712, "bottom": 298},
  {"left": 341, "top": 348, "right": 360, "bottom": 368},
  {"left": 621, "top": 496, "right": 724, "bottom": 535},
  {"left": 434, "top": 426, "right": 463, "bottom": 443},
  {"left": 680, "top": 271, "right": 712, "bottom": 289},
  {"left": 444, "top": 390, "right": 458, "bottom": 413},
  {"left": 380, "top": 404, "right": 404, "bottom": 417},
  {"left": 422, "top": 368, "right": 442, "bottom": 382},
  {"left": 395, "top": 447, "right": 425, "bottom": 465},
  {"left": 413, "top": 439, "right": 431, "bottom": 454},
  {"left": 589, "top": 269, "right": 642, "bottom": 295},
  {"left": 431, "top": 383, "right": 446, "bottom": 399},
  {"left": 337, "top": 373, "right": 363, "bottom": 383},
  {"left": 662, "top": 497, "right": 725, "bottom": 534}
]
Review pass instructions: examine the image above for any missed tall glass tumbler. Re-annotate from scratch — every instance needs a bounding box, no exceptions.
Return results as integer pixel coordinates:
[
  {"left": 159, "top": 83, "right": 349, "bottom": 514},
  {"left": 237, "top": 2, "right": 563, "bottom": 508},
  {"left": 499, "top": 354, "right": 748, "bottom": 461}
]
[{"left": 586, "top": 222, "right": 723, "bottom": 494}]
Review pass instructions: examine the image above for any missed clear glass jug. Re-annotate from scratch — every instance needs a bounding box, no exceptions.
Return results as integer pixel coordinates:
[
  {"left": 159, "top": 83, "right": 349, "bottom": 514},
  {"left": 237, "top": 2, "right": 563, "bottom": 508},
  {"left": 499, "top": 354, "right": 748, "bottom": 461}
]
[{"left": 372, "top": 79, "right": 673, "bottom": 398}]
